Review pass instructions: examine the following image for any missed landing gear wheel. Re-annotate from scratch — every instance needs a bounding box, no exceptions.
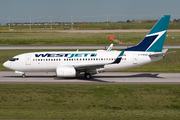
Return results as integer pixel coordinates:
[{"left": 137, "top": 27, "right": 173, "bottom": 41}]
[
  {"left": 85, "top": 73, "right": 91, "bottom": 79},
  {"left": 22, "top": 74, "right": 26, "bottom": 78}
]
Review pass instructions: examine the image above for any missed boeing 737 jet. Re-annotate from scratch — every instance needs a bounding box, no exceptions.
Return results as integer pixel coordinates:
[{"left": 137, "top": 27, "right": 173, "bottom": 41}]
[{"left": 3, "top": 15, "right": 171, "bottom": 79}]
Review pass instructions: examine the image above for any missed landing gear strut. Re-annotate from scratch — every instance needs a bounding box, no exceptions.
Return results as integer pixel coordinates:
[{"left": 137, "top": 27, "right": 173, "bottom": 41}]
[{"left": 84, "top": 72, "right": 91, "bottom": 79}]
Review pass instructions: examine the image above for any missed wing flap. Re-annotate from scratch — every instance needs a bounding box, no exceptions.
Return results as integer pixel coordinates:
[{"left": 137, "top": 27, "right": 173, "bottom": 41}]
[{"left": 74, "top": 63, "right": 105, "bottom": 71}]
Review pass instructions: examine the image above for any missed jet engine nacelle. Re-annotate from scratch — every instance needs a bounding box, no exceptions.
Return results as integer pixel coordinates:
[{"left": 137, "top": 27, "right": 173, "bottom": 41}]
[{"left": 56, "top": 67, "right": 76, "bottom": 77}]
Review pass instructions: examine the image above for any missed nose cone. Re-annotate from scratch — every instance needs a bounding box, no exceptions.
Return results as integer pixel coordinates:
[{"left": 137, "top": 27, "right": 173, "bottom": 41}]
[{"left": 3, "top": 61, "right": 10, "bottom": 69}]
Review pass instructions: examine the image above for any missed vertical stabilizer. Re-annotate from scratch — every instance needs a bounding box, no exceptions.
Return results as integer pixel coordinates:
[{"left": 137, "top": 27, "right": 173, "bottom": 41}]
[{"left": 124, "top": 15, "right": 170, "bottom": 52}]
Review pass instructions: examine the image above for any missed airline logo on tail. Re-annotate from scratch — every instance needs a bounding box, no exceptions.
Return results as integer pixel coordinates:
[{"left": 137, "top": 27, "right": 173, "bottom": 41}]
[
  {"left": 145, "top": 30, "right": 166, "bottom": 52},
  {"left": 124, "top": 15, "right": 170, "bottom": 52}
]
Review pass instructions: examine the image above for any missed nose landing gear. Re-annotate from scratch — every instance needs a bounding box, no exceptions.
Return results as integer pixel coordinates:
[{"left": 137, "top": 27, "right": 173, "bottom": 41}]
[{"left": 22, "top": 73, "right": 26, "bottom": 78}]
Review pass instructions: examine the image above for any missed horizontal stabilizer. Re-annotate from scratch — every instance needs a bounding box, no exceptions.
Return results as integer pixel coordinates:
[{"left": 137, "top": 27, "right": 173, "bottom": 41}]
[{"left": 149, "top": 49, "right": 175, "bottom": 56}]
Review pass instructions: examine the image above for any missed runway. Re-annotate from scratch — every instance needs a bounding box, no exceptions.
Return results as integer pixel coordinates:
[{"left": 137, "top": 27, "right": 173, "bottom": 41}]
[
  {"left": 0, "top": 71, "right": 180, "bottom": 84},
  {"left": 0, "top": 45, "right": 180, "bottom": 49}
]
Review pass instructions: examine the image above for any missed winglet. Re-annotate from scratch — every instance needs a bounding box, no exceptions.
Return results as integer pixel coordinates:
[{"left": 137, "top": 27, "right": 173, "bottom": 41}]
[
  {"left": 112, "top": 50, "right": 125, "bottom": 64},
  {"left": 107, "top": 44, "right": 113, "bottom": 51},
  {"left": 119, "top": 50, "right": 125, "bottom": 56}
]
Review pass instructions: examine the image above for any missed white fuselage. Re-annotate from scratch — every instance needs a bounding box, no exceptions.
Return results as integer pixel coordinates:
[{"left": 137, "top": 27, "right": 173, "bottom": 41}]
[{"left": 3, "top": 50, "right": 163, "bottom": 73}]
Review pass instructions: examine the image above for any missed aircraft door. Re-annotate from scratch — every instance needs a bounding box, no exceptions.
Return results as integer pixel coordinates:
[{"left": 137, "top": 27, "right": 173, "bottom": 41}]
[
  {"left": 26, "top": 56, "right": 31, "bottom": 65},
  {"left": 133, "top": 54, "right": 138, "bottom": 64}
]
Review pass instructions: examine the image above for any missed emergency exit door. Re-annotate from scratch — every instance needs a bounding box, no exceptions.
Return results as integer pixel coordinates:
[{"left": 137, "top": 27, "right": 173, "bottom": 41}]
[{"left": 26, "top": 56, "right": 31, "bottom": 65}]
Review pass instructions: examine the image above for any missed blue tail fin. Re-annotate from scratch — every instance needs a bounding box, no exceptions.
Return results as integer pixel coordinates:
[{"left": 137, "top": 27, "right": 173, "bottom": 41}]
[{"left": 124, "top": 15, "right": 170, "bottom": 52}]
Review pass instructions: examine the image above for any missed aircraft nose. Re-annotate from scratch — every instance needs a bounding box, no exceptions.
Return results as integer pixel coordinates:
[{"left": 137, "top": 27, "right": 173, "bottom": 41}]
[{"left": 3, "top": 61, "right": 9, "bottom": 68}]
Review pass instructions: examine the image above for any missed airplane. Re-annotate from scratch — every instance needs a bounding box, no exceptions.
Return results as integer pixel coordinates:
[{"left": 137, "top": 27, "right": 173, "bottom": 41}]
[{"left": 3, "top": 15, "right": 172, "bottom": 79}]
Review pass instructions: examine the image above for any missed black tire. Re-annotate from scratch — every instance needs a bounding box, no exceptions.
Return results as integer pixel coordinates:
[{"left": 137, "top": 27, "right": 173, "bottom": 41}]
[{"left": 85, "top": 73, "right": 91, "bottom": 79}]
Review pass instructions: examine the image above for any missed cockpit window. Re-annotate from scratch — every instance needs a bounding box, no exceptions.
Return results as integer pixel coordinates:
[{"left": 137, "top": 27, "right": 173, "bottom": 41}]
[{"left": 10, "top": 58, "right": 19, "bottom": 61}]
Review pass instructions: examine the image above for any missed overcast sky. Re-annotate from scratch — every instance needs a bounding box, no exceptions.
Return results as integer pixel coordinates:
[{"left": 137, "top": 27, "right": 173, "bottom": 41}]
[{"left": 0, "top": 0, "right": 180, "bottom": 24}]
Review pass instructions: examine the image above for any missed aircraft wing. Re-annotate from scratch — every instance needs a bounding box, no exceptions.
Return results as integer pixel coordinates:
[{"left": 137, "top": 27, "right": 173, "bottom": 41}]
[
  {"left": 73, "top": 63, "right": 106, "bottom": 71},
  {"left": 73, "top": 50, "right": 125, "bottom": 71}
]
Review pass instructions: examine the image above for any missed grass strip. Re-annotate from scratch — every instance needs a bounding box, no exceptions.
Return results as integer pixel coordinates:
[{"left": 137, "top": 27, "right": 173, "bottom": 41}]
[
  {"left": 0, "top": 31, "right": 179, "bottom": 45},
  {"left": 0, "top": 84, "right": 180, "bottom": 119}
]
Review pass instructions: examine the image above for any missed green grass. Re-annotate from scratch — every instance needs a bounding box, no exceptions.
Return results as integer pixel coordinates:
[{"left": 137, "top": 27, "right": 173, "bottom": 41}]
[
  {"left": 0, "top": 49, "right": 179, "bottom": 72},
  {"left": 0, "top": 31, "right": 180, "bottom": 45},
  {"left": 0, "top": 38, "right": 116, "bottom": 46},
  {"left": 114, "top": 32, "right": 180, "bottom": 45},
  {"left": 0, "top": 84, "right": 180, "bottom": 119}
]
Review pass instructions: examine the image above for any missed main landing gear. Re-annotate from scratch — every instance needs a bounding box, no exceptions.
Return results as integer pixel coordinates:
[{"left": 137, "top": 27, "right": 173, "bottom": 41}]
[{"left": 84, "top": 72, "right": 91, "bottom": 79}]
